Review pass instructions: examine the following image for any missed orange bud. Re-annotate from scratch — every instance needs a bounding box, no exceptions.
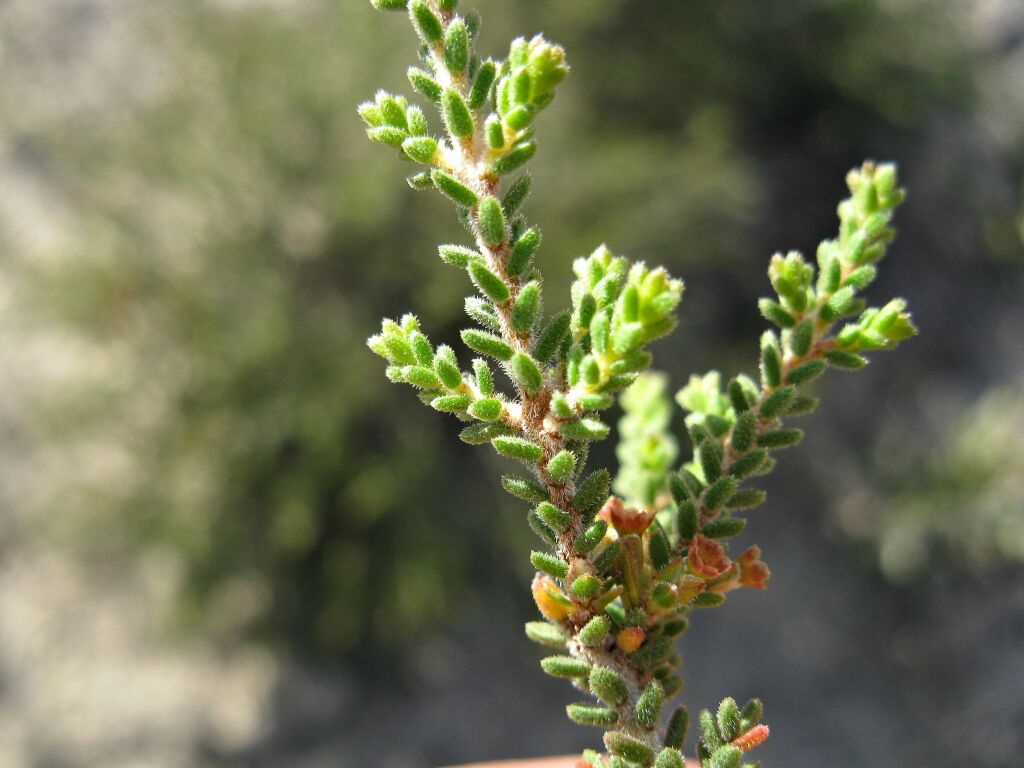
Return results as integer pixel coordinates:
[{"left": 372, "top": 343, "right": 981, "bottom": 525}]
[
  {"left": 532, "top": 574, "right": 575, "bottom": 621},
  {"left": 732, "top": 723, "right": 770, "bottom": 751},
  {"left": 616, "top": 626, "right": 645, "bottom": 654},
  {"left": 737, "top": 545, "right": 770, "bottom": 590}
]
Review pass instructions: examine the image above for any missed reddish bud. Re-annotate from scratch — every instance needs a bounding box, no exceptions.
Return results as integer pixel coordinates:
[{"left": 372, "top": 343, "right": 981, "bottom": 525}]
[
  {"left": 737, "top": 545, "right": 770, "bottom": 590},
  {"left": 731, "top": 723, "right": 770, "bottom": 751},
  {"left": 616, "top": 626, "right": 645, "bottom": 654}
]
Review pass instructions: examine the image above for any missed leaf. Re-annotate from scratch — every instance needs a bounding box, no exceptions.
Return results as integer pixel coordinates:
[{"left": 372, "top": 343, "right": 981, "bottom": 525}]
[
  {"left": 540, "top": 655, "right": 590, "bottom": 678},
  {"left": 502, "top": 474, "right": 549, "bottom": 502},
  {"left": 525, "top": 621, "right": 566, "bottom": 647},
  {"left": 531, "top": 550, "right": 568, "bottom": 579},
  {"left": 492, "top": 435, "right": 544, "bottom": 462},
  {"left": 477, "top": 195, "right": 506, "bottom": 246},
  {"left": 431, "top": 169, "right": 478, "bottom": 206},
  {"left": 461, "top": 328, "right": 513, "bottom": 361}
]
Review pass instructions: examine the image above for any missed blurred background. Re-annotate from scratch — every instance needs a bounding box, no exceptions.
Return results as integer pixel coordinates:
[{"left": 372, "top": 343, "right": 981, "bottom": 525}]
[{"left": 0, "top": 0, "right": 1022, "bottom": 766}]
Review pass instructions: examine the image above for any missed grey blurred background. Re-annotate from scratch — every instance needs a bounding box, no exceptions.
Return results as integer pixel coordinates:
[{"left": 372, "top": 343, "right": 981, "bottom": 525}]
[{"left": 0, "top": 0, "right": 1022, "bottom": 766}]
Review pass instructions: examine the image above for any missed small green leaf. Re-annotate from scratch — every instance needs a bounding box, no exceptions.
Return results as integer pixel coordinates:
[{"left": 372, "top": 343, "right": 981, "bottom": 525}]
[
  {"left": 579, "top": 615, "right": 611, "bottom": 647},
  {"left": 731, "top": 411, "right": 757, "bottom": 453},
  {"left": 541, "top": 655, "right": 590, "bottom": 678},
  {"left": 786, "top": 394, "right": 819, "bottom": 415},
  {"left": 699, "top": 439, "right": 723, "bottom": 483},
  {"left": 822, "top": 286, "right": 856, "bottom": 321},
  {"left": 635, "top": 679, "right": 665, "bottom": 729},
  {"left": 546, "top": 450, "right": 576, "bottom": 485},
  {"left": 717, "top": 697, "right": 742, "bottom": 741},
  {"left": 491, "top": 141, "right": 537, "bottom": 175},
  {"left": 406, "top": 104, "right": 427, "bottom": 135},
  {"left": 531, "top": 550, "right": 569, "bottom": 579},
  {"left": 665, "top": 707, "right": 689, "bottom": 749},
  {"left": 431, "top": 394, "right": 470, "bottom": 412},
  {"left": 409, "top": 0, "right": 442, "bottom": 41},
  {"left": 367, "top": 126, "right": 407, "bottom": 147},
  {"left": 467, "top": 59, "right": 497, "bottom": 109},
  {"left": 760, "top": 332, "right": 782, "bottom": 389},
  {"left": 468, "top": 397, "right": 503, "bottom": 421},
  {"left": 511, "top": 281, "right": 540, "bottom": 334},
  {"left": 431, "top": 169, "right": 478, "bottom": 206},
  {"left": 703, "top": 517, "right": 746, "bottom": 539},
  {"left": 460, "top": 422, "right": 515, "bottom": 445},
  {"left": 604, "top": 731, "right": 654, "bottom": 765},
  {"left": 790, "top": 318, "right": 814, "bottom": 357},
  {"left": 700, "top": 709, "right": 722, "bottom": 750},
  {"left": 567, "top": 703, "right": 619, "bottom": 727},
  {"left": 573, "top": 519, "right": 608, "bottom": 554},
  {"left": 477, "top": 195, "right": 506, "bottom": 246},
  {"left": 741, "top": 697, "right": 764, "bottom": 725},
  {"left": 677, "top": 500, "right": 698, "bottom": 540},
  {"left": 535, "top": 501, "right": 570, "bottom": 533},
  {"left": 407, "top": 67, "right": 441, "bottom": 103},
  {"left": 432, "top": 354, "right": 464, "bottom": 391},
  {"left": 469, "top": 260, "right": 510, "bottom": 303},
  {"left": 825, "top": 349, "right": 868, "bottom": 369},
  {"left": 510, "top": 352, "right": 543, "bottom": 395},
  {"left": 654, "top": 749, "right": 684, "bottom": 768},
  {"left": 710, "top": 745, "right": 742, "bottom": 768},
  {"left": 786, "top": 359, "right": 826, "bottom": 385},
  {"left": 669, "top": 473, "right": 693, "bottom": 504},
  {"left": 559, "top": 418, "right": 610, "bottom": 441},
  {"left": 533, "top": 312, "right": 570, "bottom": 364},
  {"left": 506, "top": 227, "right": 540, "bottom": 276},
  {"left": 727, "top": 487, "right": 766, "bottom": 509},
  {"left": 571, "top": 574, "right": 601, "bottom": 600},
  {"left": 438, "top": 244, "right": 479, "bottom": 267},
  {"left": 485, "top": 115, "right": 505, "bottom": 149},
  {"left": 525, "top": 621, "right": 566, "bottom": 647},
  {"left": 442, "top": 18, "right": 469, "bottom": 72},
  {"left": 502, "top": 174, "right": 532, "bottom": 216},
  {"left": 442, "top": 88, "right": 474, "bottom": 138},
  {"left": 473, "top": 358, "right": 494, "bottom": 395},
  {"left": 704, "top": 476, "right": 737, "bottom": 512},
  {"left": 465, "top": 296, "right": 501, "bottom": 332},
  {"left": 591, "top": 540, "right": 621, "bottom": 572},
  {"left": 502, "top": 473, "right": 549, "bottom": 502},
  {"left": 493, "top": 435, "right": 544, "bottom": 462},
  {"left": 729, "top": 449, "right": 768, "bottom": 479},
  {"left": 728, "top": 378, "right": 752, "bottom": 413},
  {"left": 461, "top": 328, "right": 513, "bottom": 360},
  {"left": 759, "top": 386, "right": 794, "bottom": 419},
  {"left": 758, "top": 298, "right": 796, "bottom": 328},
  {"left": 401, "top": 135, "right": 437, "bottom": 164},
  {"left": 402, "top": 365, "right": 441, "bottom": 389},
  {"left": 648, "top": 524, "right": 671, "bottom": 570},
  {"left": 629, "top": 635, "right": 673, "bottom": 669},
  {"left": 573, "top": 469, "right": 610, "bottom": 516},
  {"left": 757, "top": 428, "right": 804, "bottom": 449},
  {"left": 589, "top": 666, "right": 628, "bottom": 706}
]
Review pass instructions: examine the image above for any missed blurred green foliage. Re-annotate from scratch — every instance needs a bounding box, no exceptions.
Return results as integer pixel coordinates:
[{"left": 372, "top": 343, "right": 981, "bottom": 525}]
[
  {"left": 1, "top": 0, "right": 1009, "bottom": 660},
  {"left": 841, "top": 378, "right": 1024, "bottom": 582}
]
